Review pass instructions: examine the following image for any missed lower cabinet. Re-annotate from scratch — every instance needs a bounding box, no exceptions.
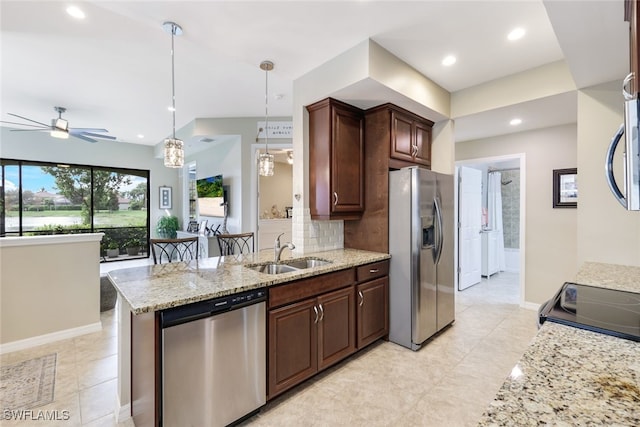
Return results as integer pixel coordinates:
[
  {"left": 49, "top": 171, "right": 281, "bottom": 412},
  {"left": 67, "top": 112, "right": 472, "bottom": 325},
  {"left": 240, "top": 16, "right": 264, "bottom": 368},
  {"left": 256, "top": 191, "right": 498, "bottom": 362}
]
[
  {"left": 266, "top": 262, "right": 389, "bottom": 400},
  {"left": 268, "top": 286, "right": 355, "bottom": 398},
  {"left": 356, "top": 277, "right": 389, "bottom": 349}
]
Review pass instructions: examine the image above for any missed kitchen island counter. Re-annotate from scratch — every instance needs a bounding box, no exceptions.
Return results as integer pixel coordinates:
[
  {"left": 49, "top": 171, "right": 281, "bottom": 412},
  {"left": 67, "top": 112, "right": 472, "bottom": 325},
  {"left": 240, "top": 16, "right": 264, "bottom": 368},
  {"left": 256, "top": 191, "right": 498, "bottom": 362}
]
[
  {"left": 108, "top": 248, "right": 389, "bottom": 314},
  {"left": 479, "top": 261, "right": 640, "bottom": 426}
]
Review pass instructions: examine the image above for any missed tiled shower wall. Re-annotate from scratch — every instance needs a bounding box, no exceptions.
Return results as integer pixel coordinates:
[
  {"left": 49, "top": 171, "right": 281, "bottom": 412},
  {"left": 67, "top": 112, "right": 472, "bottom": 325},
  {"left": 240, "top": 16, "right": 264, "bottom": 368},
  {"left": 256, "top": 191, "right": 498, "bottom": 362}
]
[{"left": 501, "top": 170, "right": 520, "bottom": 249}]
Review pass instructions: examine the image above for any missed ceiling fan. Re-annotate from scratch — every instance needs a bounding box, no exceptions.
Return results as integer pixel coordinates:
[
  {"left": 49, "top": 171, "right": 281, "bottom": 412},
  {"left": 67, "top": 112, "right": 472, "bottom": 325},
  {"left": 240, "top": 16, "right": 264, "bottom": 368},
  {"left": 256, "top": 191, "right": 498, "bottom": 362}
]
[{"left": 0, "top": 106, "right": 117, "bottom": 143}]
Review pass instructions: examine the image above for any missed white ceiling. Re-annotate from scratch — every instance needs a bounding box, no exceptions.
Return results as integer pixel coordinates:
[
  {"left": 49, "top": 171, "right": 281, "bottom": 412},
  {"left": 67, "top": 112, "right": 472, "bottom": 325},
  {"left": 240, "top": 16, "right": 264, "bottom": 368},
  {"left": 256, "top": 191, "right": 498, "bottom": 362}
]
[{"left": 0, "top": 0, "right": 630, "bottom": 148}]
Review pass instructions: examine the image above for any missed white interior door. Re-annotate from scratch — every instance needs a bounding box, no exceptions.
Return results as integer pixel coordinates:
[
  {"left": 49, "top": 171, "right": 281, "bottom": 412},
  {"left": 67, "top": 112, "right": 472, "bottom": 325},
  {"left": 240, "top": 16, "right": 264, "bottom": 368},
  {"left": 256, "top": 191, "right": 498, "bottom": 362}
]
[{"left": 458, "top": 166, "right": 482, "bottom": 290}]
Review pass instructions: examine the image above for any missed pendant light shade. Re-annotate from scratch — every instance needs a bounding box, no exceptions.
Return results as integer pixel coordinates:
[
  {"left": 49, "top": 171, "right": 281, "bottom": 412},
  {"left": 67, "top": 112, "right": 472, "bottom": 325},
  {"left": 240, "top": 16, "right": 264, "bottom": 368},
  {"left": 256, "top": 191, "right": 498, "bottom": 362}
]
[
  {"left": 163, "top": 21, "right": 184, "bottom": 168},
  {"left": 258, "top": 60, "right": 275, "bottom": 176}
]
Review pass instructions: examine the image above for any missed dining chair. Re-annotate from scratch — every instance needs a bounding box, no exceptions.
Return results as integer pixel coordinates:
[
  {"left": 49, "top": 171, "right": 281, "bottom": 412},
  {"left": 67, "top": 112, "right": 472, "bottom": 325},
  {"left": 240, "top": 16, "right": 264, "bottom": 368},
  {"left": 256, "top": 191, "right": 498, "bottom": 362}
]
[
  {"left": 216, "top": 232, "right": 254, "bottom": 256},
  {"left": 150, "top": 237, "right": 199, "bottom": 264}
]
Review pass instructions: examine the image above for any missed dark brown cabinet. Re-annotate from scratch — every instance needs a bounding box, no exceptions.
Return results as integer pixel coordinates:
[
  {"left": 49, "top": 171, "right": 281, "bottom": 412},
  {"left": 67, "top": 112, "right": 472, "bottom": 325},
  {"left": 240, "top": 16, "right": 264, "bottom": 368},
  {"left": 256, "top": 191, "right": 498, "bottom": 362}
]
[
  {"left": 367, "top": 103, "right": 434, "bottom": 169},
  {"left": 307, "top": 97, "right": 365, "bottom": 220},
  {"left": 268, "top": 299, "right": 318, "bottom": 397},
  {"left": 355, "top": 260, "right": 389, "bottom": 349},
  {"left": 267, "top": 268, "right": 356, "bottom": 399}
]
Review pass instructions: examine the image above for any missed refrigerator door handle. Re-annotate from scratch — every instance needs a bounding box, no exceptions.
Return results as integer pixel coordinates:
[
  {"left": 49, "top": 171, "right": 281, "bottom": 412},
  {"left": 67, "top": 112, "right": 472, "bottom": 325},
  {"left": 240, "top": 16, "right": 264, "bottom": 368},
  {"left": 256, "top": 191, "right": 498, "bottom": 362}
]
[
  {"left": 605, "top": 123, "right": 627, "bottom": 208},
  {"left": 433, "top": 197, "right": 444, "bottom": 264}
]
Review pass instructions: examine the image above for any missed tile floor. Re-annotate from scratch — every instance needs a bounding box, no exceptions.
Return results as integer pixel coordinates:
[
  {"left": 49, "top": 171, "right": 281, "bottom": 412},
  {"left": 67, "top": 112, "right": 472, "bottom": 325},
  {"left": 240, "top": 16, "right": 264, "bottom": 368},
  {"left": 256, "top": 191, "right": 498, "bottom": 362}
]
[{"left": 0, "top": 271, "right": 537, "bottom": 427}]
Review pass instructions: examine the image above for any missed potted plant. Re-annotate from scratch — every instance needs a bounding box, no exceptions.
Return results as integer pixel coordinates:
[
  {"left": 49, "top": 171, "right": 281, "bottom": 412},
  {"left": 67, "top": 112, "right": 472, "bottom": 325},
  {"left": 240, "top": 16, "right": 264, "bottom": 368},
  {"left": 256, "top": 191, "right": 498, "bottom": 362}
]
[
  {"left": 125, "top": 238, "right": 141, "bottom": 256},
  {"left": 106, "top": 241, "right": 120, "bottom": 258},
  {"left": 157, "top": 215, "right": 179, "bottom": 239}
]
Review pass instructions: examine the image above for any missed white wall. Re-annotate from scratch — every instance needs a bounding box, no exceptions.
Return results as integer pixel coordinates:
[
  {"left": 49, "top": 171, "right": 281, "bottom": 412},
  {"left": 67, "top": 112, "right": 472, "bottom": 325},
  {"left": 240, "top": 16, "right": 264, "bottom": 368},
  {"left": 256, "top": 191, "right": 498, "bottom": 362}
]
[
  {"left": 0, "top": 234, "right": 103, "bottom": 351},
  {"left": 456, "top": 124, "right": 578, "bottom": 305},
  {"left": 1, "top": 128, "right": 179, "bottom": 233},
  {"left": 576, "top": 82, "right": 640, "bottom": 266}
]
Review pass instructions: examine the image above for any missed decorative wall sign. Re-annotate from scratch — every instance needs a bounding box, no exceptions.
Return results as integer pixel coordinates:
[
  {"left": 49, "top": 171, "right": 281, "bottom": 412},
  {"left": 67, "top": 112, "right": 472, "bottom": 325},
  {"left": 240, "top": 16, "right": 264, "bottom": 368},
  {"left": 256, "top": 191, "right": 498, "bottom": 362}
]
[
  {"left": 257, "top": 121, "right": 293, "bottom": 138},
  {"left": 159, "top": 186, "right": 172, "bottom": 209}
]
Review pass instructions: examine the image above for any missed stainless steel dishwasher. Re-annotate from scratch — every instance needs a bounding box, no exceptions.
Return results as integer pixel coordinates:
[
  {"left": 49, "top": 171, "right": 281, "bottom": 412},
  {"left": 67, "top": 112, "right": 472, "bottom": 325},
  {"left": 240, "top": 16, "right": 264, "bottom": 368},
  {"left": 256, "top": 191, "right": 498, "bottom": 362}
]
[{"left": 160, "top": 288, "right": 266, "bottom": 427}]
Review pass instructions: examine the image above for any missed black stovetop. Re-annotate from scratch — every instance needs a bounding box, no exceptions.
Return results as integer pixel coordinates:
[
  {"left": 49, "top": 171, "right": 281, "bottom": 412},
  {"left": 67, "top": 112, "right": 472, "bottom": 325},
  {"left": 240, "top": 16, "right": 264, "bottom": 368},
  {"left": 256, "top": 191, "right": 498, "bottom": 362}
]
[{"left": 539, "top": 282, "right": 640, "bottom": 342}]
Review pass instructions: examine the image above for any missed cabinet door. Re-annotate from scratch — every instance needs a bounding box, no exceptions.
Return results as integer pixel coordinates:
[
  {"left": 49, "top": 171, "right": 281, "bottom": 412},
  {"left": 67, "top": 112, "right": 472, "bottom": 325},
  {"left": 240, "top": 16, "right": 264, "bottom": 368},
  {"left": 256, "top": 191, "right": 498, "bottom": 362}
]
[
  {"left": 356, "top": 277, "right": 389, "bottom": 349},
  {"left": 268, "top": 299, "right": 318, "bottom": 398},
  {"left": 317, "top": 286, "right": 355, "bottom": 370},
  {"left": 390, "top": 111, "right": 415, "bottom": 163},
  {"left": 331, "top": 105, "right": 364, "bottom": 214},
  {"left": 413, "top": 120, "right": 432, "bottom": 167}
]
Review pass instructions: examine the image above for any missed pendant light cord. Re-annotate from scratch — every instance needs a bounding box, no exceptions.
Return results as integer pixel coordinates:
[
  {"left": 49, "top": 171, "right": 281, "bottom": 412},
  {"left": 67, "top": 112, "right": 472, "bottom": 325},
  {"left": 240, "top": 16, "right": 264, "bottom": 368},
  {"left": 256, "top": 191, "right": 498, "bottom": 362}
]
[
  {"left": 264, "top": 64, "right": 269, "bottom": 154},
  {"left": 171, "top": 23, "right": 177, "bottom": 140}
]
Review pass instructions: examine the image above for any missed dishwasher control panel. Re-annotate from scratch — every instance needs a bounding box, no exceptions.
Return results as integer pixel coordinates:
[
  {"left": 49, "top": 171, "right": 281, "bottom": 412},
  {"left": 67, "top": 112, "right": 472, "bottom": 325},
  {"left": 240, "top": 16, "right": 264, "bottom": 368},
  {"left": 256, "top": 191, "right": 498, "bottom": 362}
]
[{"left": 161, "top": 288, "right": 267, "bottom": 328}]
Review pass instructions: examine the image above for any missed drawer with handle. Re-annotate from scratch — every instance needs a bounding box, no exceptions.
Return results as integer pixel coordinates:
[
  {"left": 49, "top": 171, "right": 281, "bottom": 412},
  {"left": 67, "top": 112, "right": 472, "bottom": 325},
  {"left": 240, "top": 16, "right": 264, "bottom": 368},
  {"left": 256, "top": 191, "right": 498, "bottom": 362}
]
[{"left": 356, "top": 260, "right": 389, "bottom": 282}]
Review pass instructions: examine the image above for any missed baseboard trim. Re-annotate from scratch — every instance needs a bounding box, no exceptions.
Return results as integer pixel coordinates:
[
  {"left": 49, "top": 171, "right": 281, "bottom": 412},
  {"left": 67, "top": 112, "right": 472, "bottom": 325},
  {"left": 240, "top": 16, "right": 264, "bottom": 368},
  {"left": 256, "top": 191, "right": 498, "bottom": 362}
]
[
  {"left": 0, "top": 322, "right": 102, "bottom": 354},
  {"left": 115, "top": 397, "right": 131, "bottom": 423},
  {"left": 522, "top": 301, "right": 540, "bottom": 311}
]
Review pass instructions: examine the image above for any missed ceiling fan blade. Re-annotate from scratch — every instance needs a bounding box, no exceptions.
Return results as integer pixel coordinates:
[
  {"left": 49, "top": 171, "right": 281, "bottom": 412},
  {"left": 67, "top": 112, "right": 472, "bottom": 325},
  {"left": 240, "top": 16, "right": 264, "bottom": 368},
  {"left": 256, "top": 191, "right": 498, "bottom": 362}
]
[
  {"left": 69, "top": 127, "right": 109, "bottom": 133},
  {"left": 7, "top": 113, "right": 50, "bottom": 127},
  {"left": 71, "top": 134, "right": 98, "bottom": 143},
  {"left": 77, "top": 132, "right": 116, "bottom": 140},
  {"left": 0, "top": 120, "right": 49, "bottom": 129},
  {"left": 9, "top": 128, "right": 50, "bottom": 132}
]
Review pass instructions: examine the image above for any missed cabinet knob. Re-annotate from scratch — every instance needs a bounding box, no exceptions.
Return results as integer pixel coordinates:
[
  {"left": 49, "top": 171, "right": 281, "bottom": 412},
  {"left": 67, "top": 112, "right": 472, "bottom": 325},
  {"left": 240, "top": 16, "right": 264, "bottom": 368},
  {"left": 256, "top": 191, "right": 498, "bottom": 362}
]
[
  {"left": 358, "top": 291, "right": 364, "bottom": 307},
  {"left": 313, "top": 305, "right": 319, "bottom": 324},
  {"left": 369, "top": 269, "right": 379, "bottom": 274},
  {"left": 333, "top": 192, "right": 338, "bottom": 206},
  {"left": 318, "top": 304, "right": 324, "bottom": 322}
]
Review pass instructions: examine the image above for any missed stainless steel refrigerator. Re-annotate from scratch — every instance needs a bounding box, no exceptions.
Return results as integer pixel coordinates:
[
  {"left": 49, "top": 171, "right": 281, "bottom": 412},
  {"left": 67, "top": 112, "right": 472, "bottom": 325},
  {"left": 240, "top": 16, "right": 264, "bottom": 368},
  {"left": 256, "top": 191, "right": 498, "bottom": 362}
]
[{"left": 389, "top": 166, "right": 455, "bottom": 350}]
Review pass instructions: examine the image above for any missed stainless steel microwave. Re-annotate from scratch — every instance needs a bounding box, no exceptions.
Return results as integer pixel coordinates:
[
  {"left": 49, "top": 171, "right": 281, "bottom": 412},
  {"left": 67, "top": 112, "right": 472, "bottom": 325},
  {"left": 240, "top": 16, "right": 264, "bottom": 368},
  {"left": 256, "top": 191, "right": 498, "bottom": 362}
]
[{"left": 606, "top": 73, "right": 640, "bottom": 210}]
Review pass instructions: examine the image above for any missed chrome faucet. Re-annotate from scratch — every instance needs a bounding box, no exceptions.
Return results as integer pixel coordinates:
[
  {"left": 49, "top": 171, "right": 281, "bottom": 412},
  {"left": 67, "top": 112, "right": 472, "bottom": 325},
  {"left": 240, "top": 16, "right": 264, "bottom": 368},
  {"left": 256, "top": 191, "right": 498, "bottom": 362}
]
[{"left": 274, "top": 233, "right": 295, "bottom": 263}]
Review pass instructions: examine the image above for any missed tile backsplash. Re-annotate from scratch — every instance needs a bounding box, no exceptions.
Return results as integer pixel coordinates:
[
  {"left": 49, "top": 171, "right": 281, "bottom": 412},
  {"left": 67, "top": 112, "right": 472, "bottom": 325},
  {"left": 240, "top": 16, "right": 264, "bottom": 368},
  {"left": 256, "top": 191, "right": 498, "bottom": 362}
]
[{"left": 501, "top": 170, "right": 520, "bottom": 249}]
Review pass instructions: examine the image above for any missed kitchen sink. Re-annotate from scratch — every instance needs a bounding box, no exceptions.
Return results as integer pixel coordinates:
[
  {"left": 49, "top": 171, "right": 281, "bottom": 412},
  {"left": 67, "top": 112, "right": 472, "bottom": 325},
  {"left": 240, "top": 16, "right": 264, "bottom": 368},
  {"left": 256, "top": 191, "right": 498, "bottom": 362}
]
[
  {"left": 283, "top": 258, "right": 332, "bottom": 269},
  {"left": 245, "top": 257, "right": 332, "bottom": 275},
  {"left": 246, "top": 263, "right": 299, "bottom": 274}
]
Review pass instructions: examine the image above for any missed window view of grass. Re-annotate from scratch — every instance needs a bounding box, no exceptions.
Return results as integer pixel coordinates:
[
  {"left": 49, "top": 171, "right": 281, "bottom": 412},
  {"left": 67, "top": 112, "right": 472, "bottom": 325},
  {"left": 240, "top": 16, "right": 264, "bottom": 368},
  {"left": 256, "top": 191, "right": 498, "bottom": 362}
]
[{"left": 1, "top": 160, "right": 149, "bottom": 261}]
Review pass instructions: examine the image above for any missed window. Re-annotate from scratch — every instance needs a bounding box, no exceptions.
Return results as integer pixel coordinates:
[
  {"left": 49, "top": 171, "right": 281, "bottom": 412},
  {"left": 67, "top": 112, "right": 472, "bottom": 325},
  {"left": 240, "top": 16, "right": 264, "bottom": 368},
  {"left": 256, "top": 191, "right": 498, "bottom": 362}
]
[{"left": 1, "top": 159, "right": 150, "bottom": 261}]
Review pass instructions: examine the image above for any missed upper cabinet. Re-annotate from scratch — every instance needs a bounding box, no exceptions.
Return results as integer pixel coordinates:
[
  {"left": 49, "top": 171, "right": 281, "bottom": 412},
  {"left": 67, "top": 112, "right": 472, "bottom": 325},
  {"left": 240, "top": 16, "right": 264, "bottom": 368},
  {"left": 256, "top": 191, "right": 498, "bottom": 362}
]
[
  {"left": 307, "top": 98, "right": 365, "bottom": 220},
  {"left": 626, "top": 0, "right": 639, "bottom": 96},
  {"left": 366, "top": 103, "right": 434, "bottom": 169}
]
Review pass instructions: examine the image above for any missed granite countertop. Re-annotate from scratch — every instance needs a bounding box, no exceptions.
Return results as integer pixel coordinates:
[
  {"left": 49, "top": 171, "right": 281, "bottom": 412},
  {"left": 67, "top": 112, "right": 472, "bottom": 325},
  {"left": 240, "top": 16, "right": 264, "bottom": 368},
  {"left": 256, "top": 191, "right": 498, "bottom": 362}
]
[
  {"left": 479, "top": 261, "right": 640, "bottom": 426},
  {"left": 478, "top": 322, "right": 640, "bottom": 426},
  {"left": 108, "top": 248, "right": 390, "bottom": 314},
  {"left": 575, "top": 261, "right": 640, "bottom": 293}
]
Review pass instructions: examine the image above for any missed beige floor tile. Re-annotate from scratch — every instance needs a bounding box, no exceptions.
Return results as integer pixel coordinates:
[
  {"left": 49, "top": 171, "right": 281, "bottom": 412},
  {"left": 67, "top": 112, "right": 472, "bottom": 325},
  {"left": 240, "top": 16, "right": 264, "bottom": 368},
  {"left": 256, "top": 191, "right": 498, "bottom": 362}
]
[
  {"left": 74, "top": 335, "right": 118, "bottom": 363},
  {"left": 77, "top": 354, "right": 117, "bottom": 390},
  {"left": 79, "top": 379, "right": 117, "bottom": 425}
]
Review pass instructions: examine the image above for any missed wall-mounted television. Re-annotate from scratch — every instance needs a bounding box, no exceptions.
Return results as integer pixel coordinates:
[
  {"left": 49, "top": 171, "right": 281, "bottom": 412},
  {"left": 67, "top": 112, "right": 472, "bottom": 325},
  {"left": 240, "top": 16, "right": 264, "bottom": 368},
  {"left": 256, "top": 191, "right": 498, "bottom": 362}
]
[{"left": 196, "top": 175, "right": 227, "bottom": 217}]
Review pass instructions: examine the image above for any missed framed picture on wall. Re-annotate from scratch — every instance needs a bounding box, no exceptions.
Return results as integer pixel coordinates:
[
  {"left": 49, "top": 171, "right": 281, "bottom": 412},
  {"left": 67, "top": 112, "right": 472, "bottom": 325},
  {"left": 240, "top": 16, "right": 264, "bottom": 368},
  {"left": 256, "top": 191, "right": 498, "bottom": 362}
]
[
  {"left": 159, "top": 186, "right": 172, "bottom": 209},
  {"left": 553, "top": 168, "right": 577, "bottom": 208}
]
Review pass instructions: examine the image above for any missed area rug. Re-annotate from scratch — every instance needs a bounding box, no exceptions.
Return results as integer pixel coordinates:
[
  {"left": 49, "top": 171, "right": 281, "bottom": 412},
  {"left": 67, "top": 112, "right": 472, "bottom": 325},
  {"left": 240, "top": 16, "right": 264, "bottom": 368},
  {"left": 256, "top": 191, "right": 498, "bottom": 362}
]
[{"left": 0, "top": 353, "right": 56, "bottom": 414}]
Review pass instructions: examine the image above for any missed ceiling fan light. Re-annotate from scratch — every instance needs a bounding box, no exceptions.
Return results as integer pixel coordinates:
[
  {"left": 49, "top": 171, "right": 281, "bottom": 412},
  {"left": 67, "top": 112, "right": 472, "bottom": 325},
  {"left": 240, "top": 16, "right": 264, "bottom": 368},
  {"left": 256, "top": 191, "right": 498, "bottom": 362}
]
[
  {"left": 50, "top": 129, "right": 69, "bottom": 139},
  {"left": 164, "top": 137, "right": 184, "bottom": 168},
  {"left": 53, "top": 117, "right": 68, "bottom": 131},
  {"left": 258, "top": 152, "right": 274, "bottom": 176}
]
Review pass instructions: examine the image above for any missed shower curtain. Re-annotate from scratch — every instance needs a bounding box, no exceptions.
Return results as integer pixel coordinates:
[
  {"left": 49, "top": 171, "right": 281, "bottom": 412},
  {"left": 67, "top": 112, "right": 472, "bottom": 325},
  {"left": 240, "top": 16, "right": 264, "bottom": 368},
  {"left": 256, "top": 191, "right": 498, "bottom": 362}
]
[{"left": 487, "top": 172, "right": 506, "bottom": 272}]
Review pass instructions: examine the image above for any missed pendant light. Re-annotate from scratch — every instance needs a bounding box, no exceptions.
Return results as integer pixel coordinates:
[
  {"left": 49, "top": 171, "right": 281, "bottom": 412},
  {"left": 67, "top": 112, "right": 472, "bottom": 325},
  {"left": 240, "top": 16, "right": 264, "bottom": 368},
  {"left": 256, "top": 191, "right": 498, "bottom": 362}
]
[
  {"left": 163, "top": 21, "right": 184, "bottom": 168},
  {"left": 258, "top": 60, "right": 275, "bottom": 176}
]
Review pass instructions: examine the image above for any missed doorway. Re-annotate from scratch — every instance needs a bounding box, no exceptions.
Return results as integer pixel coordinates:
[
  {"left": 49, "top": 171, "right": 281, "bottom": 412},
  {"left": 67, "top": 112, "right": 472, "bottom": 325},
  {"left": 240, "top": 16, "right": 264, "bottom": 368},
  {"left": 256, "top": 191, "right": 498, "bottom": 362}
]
[
  {"left": 455, "top": 154, "right": 526, "bottom": 306},
  {"left": 252, "top": 146, "right": 293, "bottom": 251}
]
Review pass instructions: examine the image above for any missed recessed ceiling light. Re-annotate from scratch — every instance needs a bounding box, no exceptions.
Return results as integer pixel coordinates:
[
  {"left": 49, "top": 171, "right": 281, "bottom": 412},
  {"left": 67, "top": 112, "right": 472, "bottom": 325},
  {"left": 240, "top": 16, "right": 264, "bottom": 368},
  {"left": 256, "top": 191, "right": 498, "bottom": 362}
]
[
  {"left": 507, "top": 27, "right": 526, "bottom": 41},
  {"left": 66, "top": 6, "right": 85, "bottom": 19},
  {"left": 510, "top": 118, "right": 522, "bottom": 126},
  {"left": 137, "top": 134, "right": 144, "bottom": 139},
  {"left": 441, "top": 55, "right": 457, "bottom": 66}
]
